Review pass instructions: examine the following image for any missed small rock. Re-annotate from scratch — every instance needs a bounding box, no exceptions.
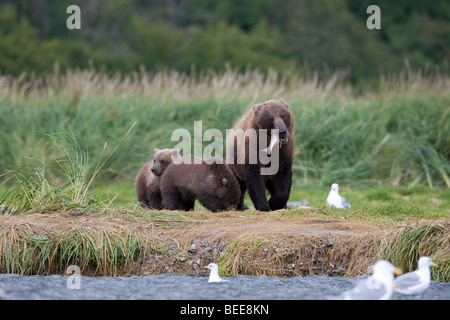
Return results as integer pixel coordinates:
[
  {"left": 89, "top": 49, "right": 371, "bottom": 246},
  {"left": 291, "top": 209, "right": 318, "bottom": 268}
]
[
  {"left": 429, "top": 198, "right": 443, "bottom": 205},
  {"left": 68, "top": 209, "right": 83, "bottom": 216},
  {"left": 188, "top": 243, "right": 197, "bottom": 254},
  {"left": 337, "top": 268, "right": 347, "bottom": 276},
  {"left": 286, "top": 200, "right": 310, "bottom": 209},
  {"left": 326, "top": 239, "right": 334, "bottom": 247},
  {"left": 0, "top": 205, "right": 16, "bottom": 214}
]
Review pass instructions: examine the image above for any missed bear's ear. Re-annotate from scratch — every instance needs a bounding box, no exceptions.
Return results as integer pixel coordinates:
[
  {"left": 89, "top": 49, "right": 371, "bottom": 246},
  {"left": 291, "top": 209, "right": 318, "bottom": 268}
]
[
  {"left": 252, "top": 103, "right": 262, "bottom": 114},
  {"left": 279, "top": 99, "right": 290, "bottom": 109},
  {"left": 153, "top": 148, "right": 160, "bottom": 156},
  {"left": 222, "top": 178, "right": 229, "bottom": 187},
  {"left": 171, "top": 148, "right": 180, "bottom": 158}
]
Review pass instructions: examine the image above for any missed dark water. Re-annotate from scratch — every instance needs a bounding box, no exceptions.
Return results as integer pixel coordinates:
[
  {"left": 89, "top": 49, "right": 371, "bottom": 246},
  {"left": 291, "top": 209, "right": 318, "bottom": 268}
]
[{"left": 0, "top": 273, "right": 448, "bottom": 300}]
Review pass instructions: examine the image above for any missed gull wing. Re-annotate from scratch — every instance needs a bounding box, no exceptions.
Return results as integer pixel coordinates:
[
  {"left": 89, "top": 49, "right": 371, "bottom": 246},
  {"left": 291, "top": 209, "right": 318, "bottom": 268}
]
[
  {"left": 394, "top": 272, "right": 421, "bottom": 289},
  {"left": 340, "top": 196, "right": 351, "bottom": 209}
]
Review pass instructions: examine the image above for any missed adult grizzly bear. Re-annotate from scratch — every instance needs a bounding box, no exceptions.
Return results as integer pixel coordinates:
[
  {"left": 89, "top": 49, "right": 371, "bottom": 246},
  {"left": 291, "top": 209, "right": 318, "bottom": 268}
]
[
  {"left": 160, "top": 156, "right": 240, "bottom": 212},
  {"left": 226, "top": 99, "right": 294, "bottom": 211},
  {"left": 135, "top": 148, "right": 180, "bottom": 209}
]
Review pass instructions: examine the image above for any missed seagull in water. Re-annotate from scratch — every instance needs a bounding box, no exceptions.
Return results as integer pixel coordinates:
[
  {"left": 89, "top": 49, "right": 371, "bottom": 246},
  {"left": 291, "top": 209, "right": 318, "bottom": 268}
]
[
  {"left": 341, "top": 260, "right": 402, "bottom": 300},
  {"left": 326, "top": 183, "right": 351, "bottom": 209},
  {"left": 394, "top": 256, "right": 436, "bottom": 295},
  {"left": 205, "top": 263, "right": 229, "bottom": 283}
]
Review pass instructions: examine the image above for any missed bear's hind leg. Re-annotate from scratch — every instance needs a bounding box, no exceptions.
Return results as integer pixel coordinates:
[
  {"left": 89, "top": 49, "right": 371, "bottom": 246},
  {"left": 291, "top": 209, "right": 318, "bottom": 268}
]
[
  {"left": 147, "top": 190, "right": 163, "bottom": 210},
  {"left": 182, "top": 198, "right": 195, "bottom": 211},
  {"left": 236, "top": 179, "right": 247, "bottom": 210},
  {"left": 162, "top": 188, "right": 184, "bottom": 210}
]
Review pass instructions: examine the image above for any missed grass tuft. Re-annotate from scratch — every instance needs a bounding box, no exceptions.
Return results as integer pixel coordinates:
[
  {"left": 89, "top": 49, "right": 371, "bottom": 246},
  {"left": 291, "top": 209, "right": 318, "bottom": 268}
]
[
  {"left": 376, "top": 221, "right": 450, "bottom": 282},
  {"left": 0, "top": 228, "right": 144, "bottom": 276},
  {"left": 0, "top": 125, "right": 135, "bottom": 214}
]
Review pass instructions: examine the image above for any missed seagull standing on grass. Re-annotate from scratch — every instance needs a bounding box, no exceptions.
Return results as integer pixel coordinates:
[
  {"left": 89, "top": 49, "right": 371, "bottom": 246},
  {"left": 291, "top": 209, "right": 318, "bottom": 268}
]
[
  {"left": 394, "top": 256, "right": 436, "bottom": 295},
  {"left": 205, "top": 263, "right": 229, "bottom": 283},
  {"left": 341, "top": 260, "right": 402, "bottom": 300},
  {"left": 326, "top": 183, "right": 351, "bottom": 209}
]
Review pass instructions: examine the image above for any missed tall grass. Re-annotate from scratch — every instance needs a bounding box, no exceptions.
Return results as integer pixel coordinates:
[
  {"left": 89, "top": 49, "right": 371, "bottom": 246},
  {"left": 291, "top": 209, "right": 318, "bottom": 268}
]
[
  {"left": 376, "top": 221, "right": 450, "bottom": 282},
  {"left": 0, "top": 65, "right": 353, "bottom": 102},
  {"left": 0, "top": 228, "right": 144, "bottom": 276},
  {"left": 0, "top": 124, "right": 135, "bottom": 214},
  {"left": 0, "top": 67, "right": 448, "bottom": 187}
]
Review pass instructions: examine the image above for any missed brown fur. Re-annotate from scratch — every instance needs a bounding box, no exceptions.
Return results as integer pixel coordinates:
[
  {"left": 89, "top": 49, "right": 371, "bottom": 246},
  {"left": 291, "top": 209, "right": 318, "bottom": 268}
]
[
  {"left": 160, "top": 156, "right": 241, "bottom": 212},
  {"left": 226, "top": 99, "right": 295, "bottom": 211},
  {"left": 135, "top": 148, "right": 180, "bottom": 209}
]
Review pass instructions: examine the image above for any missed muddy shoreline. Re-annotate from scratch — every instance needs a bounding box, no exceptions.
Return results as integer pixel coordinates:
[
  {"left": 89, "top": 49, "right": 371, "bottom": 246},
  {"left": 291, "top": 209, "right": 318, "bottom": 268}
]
[{"left": 0, "top": 210, "right": 448, "bottom": 280}]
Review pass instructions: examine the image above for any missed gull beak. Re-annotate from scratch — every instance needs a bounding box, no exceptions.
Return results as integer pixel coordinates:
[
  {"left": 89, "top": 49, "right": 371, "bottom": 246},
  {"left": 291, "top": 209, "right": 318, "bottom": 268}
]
[
  {"left": 393, "top": 267, "right": 402, "bottom": 277},
  {"left": 432, "top": 263, "right": 438, "bottom": 267}
]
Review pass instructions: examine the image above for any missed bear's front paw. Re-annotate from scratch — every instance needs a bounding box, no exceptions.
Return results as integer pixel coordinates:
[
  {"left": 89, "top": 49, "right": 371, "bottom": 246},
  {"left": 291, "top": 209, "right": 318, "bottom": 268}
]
[{"left": 255, "top": 203, "right": 271, "bottom": 212}]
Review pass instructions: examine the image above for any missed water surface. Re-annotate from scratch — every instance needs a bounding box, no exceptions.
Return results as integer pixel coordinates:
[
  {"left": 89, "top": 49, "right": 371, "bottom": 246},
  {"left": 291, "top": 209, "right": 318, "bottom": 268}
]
[{"left": 0, "top": 273, "right": 448, "bottom": 300}]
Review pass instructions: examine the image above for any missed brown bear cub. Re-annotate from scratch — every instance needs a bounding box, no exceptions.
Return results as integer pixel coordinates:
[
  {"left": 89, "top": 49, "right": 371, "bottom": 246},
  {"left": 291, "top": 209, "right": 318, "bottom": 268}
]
[
  {"left": 226, "top": 99, "right": 295, "bottom": 211},
  {"left": 135, "top": 148, "right": 180, "bottom": 209},
  {"left": 160, "top": 156, "right": 240, "bottom": 212}
]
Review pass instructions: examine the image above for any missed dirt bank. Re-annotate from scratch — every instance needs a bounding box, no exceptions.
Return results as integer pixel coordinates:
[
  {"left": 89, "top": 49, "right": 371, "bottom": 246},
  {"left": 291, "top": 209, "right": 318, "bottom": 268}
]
[{"left": 0, "top": 210, "right": 448, "bottom": 279}]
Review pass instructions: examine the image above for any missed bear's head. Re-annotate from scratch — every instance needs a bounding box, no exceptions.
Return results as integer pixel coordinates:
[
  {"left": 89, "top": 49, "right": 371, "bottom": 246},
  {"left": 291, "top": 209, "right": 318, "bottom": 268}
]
[
  {"left": 151, "top": 148, "right": 180, "bottom": 176},
  {"left": 205, "top": 162, "right": 241, "bottom": 212},
  {"left": 252, "top": 99, "right": 293, "bottom": 145}
]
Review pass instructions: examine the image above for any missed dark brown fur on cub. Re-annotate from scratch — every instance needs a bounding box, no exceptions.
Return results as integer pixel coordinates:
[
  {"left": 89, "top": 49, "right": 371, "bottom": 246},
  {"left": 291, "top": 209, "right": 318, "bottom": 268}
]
[
  {"left": 226, "top": 99, "right": 295, "bottom": 211},
  {"left": 135, "top": 148, "right": 180, "bottom": 209},
  {"left": 160, "top": 157, "right": 240, "bottom": 212}
]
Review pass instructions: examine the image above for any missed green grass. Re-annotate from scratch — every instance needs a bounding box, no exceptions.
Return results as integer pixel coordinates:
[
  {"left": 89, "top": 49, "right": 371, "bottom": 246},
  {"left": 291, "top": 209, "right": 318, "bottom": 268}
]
[
  {"left": 0, "top": 126, "right": 135, "bottom": 214},
  {"left": 91, "top": 181, "right": 449, "bottom": 207},
  {"left": 0, "top": 68, "right": 448, "bottom": 188},
  {"left": 1, "top": 179, "right": 447, "bottom": 229},
  {"left": 86, "top": 182, "right": 449, "bottom": 224}
]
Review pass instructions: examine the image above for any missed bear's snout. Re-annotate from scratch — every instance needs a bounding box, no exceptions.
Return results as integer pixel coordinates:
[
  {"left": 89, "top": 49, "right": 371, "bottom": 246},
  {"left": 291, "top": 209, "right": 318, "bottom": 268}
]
[
  {"left": 151, "top": 166, "right": 163, "bottom": 176},
  {"left": 277, "top": 123, "right": 289, "bottom": 144}
]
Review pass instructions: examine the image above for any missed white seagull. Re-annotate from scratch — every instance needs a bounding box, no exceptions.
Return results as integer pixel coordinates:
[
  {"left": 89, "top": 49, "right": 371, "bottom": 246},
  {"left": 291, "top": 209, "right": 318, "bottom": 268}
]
[
  {"left": 341, "top": 260, "right": 402, "bottom": 300},
  {"left": 326, "top": 183, "right": 351, "bottom": 209},
  {"left": 394, "top": 256, "right": 436, "bottom": 295},
  {"left": 205, "top": 263, "right": 229, "bottom": 283}
]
